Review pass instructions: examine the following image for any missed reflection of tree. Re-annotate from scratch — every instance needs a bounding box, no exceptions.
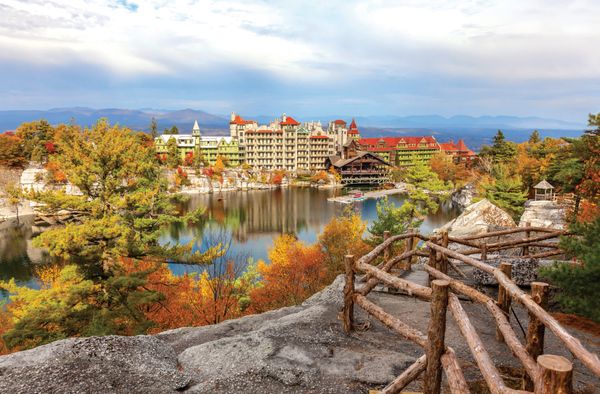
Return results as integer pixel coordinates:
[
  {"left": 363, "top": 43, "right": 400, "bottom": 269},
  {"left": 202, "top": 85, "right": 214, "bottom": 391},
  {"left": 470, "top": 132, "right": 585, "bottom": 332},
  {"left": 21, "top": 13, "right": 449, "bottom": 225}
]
[{"left": 0, "top": 222, "right": 36, "bottom": 282}]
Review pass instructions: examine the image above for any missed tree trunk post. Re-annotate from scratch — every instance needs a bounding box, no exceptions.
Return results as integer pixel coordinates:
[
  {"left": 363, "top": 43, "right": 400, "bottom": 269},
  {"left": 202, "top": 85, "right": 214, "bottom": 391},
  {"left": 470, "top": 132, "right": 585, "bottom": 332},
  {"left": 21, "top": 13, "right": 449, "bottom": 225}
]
[
  {"left": 383, "top": 230, "right": 391, "bottom": 262},
  {"left": 343, "top": 255, "right": 355, "bottom": 333},
  {"left": 523, "top": 281, "right": 550, "bottom": 391},
  {"left": 496, "top": 262, "right": 512, "bottom": 342},
  {"left": 424, "top": 280, "right": 449, "bottom": 394},
  {"left": 427, "top": 246, "right": 437, "bottom": 284},
  {"left": 535, "top": 354, "right": 573, "bottom": 394},
  {"left": 481, "top": 242, "right": 487, "bottom": 262},
  {"left": 405, "top": 229, "right": 415, "bottom": 270},
  {"left": 439, "top": 231, "right": 449, "bottom": 274},
  {"left": 523, "top": 221, "right": 531, "bottom": 256}
]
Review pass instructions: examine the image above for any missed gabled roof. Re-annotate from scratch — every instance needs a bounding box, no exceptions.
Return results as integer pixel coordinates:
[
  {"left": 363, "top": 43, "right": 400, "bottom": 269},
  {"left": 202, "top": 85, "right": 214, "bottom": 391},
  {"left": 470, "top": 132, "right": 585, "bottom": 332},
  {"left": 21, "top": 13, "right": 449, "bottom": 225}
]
[
  {"left": 330, "top": 151, "right": 390, "bottom": 168},
  {"left": 457, "top": 139, "right": 468, "bottom": 152},
  {"left": 534, "top": 180, "right": 554, "bottom": 189},
  {"left": 348, "top": 118, "right": 360, "bottom": 135},
  {"left": 359, "top": 136, "right": 439, "bottom": 150},
  {"left": 230, "top": 114, "right": 255, "bottom": 125},
  {"left": 332, "top": 119, "right": 347, "bottom": 125},
  {"left": 280, "top": 116, "right": 300, "bottom": 126}
]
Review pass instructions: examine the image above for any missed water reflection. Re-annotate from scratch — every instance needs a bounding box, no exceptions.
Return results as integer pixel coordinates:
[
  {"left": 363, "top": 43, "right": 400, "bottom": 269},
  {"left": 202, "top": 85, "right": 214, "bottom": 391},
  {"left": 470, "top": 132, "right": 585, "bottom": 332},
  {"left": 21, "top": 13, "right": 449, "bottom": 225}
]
[{"left": 0, "top": 188, "right": 460, "bottom": 284}]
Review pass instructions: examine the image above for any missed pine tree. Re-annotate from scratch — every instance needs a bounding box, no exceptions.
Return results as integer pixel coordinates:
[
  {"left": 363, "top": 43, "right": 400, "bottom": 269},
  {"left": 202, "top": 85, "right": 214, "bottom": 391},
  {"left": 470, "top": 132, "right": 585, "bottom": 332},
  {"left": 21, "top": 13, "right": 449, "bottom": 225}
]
[
  {"left": 529, "top": 130, "right": 541, "bottom": 144},
  {"left": 586, "top": 113, "right": 600, "bottom": 136},
  {"left": 150, "top": 117, "right": 158, "bottom": 139}
]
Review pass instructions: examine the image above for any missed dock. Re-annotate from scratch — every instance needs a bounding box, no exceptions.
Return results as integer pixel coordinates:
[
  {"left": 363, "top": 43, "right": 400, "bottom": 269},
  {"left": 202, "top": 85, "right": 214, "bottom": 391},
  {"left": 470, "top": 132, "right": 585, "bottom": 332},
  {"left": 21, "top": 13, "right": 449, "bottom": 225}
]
[{"left": 327, "top": 184, "right": 410, "bottom": 204}]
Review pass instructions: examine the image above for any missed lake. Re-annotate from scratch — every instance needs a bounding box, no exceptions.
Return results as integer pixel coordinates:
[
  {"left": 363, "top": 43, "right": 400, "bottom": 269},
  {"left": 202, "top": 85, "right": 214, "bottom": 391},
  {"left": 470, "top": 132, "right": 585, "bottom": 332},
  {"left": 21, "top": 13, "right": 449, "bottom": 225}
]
[{"left": 0, "top": 187, "right": 460, "bottom": 287}]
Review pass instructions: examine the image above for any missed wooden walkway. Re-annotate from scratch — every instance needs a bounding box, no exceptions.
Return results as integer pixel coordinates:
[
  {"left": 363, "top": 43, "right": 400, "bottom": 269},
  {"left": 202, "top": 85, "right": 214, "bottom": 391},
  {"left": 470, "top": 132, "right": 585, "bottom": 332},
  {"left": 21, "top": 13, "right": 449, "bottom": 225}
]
[{"left": 327, "top": 185, "right": 410, "bottom": 204}]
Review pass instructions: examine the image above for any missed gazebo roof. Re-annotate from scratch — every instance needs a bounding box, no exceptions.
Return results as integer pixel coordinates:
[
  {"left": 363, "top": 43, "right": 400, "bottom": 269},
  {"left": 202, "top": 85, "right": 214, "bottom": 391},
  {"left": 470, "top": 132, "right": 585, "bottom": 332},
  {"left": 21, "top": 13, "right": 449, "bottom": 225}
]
[{"left": 534, "top": 180, "right": 554, "bottom": 189}]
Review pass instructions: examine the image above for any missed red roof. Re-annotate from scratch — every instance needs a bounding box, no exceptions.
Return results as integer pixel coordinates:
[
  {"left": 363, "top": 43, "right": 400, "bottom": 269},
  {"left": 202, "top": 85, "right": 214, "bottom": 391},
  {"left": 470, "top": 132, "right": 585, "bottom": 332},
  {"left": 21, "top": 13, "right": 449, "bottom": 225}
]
[
  {"left": 457, "top": 139, "right": 468, "bottom": 152},
  {"left": 246, "top": 129, "right": 282, "bottom": 134},
  {"left": 348, "top": 118, "right": 360, "bottom": 135},
  {"left": 230, "top": 114, "right": 255, "bottom": 125},
  {"left": 359, "top": 136, "right": 439, "bottom": 150},
  {"left": 280, "top": 116, "right": 300, "bottom": 126},
  {"left": 333, "top": 119, "right": 346, "bottom": 125},
  {"left": 309, "top": 135, "right": 330, "bottom": 139},
  {"left": 440, "top": 142, "right": 458, "bottom": 152}
]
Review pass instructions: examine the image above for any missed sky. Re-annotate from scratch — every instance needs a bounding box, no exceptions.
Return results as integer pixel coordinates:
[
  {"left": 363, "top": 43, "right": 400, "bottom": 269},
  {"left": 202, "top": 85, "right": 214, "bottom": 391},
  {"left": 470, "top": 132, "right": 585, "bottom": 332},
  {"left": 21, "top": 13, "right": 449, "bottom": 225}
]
[{"left": 0, "top": 0, "right": 598, "bottom": 121}]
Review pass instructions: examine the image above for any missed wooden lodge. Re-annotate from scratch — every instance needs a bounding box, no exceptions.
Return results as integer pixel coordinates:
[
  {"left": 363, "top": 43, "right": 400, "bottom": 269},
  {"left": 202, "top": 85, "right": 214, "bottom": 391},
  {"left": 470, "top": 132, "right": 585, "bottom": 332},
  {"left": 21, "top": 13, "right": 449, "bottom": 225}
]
[{"left": 325, "top": 140, "right": 391, "bottom": 185}]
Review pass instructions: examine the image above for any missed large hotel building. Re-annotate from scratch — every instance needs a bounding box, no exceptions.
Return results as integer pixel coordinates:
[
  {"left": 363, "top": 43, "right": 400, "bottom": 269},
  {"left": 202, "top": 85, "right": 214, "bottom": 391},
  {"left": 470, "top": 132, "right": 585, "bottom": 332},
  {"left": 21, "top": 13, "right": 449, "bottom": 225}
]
[{"left": 155, "top": 113, "right": 475, "bottom": 172}]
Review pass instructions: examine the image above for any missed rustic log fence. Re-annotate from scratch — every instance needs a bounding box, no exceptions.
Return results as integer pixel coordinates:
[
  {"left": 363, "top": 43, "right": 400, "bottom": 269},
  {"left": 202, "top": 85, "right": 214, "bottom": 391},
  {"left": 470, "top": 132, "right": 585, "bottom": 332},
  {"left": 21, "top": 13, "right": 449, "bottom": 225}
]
[{"left": 341, "top": 227, "right": 600, "bottom": 393}]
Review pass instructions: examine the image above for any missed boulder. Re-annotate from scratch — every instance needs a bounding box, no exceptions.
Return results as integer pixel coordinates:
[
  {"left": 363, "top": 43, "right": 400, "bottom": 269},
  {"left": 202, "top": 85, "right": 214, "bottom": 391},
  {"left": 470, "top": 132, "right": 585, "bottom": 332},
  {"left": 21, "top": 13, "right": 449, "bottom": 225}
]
[
  {"left": 519, "top": 200, "right": 566, "bottom": 230},
  {"left": 472, "top": 258, "right": 539, "bottom": 285},
  {"left": 436, "top": 199, "right": 516, "bottom": 237},
  {"left": 450, "top": 183, "right": 476, "bottom": 210},
  {"left": 0, "top": 335, "right": 190, "bottom": 394}
]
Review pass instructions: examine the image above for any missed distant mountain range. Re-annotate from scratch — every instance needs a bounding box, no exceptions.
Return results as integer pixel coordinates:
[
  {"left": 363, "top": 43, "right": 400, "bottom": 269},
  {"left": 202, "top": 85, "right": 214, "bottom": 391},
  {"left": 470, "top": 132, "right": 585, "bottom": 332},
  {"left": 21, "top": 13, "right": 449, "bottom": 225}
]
[{"left": 0, "top": 107, "right": 586, "bottom": 151}]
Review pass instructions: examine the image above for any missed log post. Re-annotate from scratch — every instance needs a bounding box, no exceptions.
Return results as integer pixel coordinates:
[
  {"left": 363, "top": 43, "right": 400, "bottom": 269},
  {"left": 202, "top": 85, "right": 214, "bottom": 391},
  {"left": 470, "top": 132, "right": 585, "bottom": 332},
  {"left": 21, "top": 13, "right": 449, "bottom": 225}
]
[
  {"left": 424, "top": 280, "right": 450, "bottom": 394},
  {"left": 343, "top": 255, "right": 355, "bottom": 333},
  {"left": 428, "top": 246, "right": 437, "bottom": 284},
  {"left": 524, "top": 282, "right": 550, "bottom": 390},
  {"left": 523, "top": 221, "right": 531, "bottom": 256},
  {"left": 481, "top": 242, "right": 487, "bottom": 261},
  {"left": 440, "top": 231, "right": 449, "bottom": 274},
  {"left": 383, "top": 231, "right": 391, "bottom": 263},
  {"left": 496, "top": 262, "right": 512, "bottom": 343},
  {"left": 535, "top": 355, "right": 573, "bottom": 394},
  {"left": 405, "top": 229, "right": 415, "bottom": 270}
]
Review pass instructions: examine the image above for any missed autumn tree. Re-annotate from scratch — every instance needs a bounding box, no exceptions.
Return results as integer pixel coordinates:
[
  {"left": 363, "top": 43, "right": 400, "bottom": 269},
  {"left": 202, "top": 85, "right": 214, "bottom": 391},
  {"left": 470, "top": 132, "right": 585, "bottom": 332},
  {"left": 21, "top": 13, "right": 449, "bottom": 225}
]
[
  {"left": 0, "top": 133, "right": 27, "bottom": 168},
  {"left": 1, "top": 119, "right": 218, "bottom": 350},
  {"left": 586, "top": 113, "right": 600, "bottom": 136},
  {"left": 318, "top": 209, "right": 369, "bottom": 280},
  {"left": 249, "top": 235, "right": 327, "bottom": 313},
  {"left": 15, "top": 120, "right": 56, "bottom": 162},
  {"left": 529, "top": 130, "right": 541, "bottom": 144}
]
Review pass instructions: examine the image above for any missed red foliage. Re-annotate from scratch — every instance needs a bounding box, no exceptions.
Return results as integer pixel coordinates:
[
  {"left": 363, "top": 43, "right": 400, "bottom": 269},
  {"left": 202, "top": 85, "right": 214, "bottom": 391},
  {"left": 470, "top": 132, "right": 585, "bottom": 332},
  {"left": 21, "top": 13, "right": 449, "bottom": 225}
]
[
  {"left": 184, "top": 152, "right": 194, "bottom": 167},
  {"left": 44, "top": 141, "right": 56, "bottom": 154},
  {"left": 202, "top": 167, "right": 214, "bottom": 178}
]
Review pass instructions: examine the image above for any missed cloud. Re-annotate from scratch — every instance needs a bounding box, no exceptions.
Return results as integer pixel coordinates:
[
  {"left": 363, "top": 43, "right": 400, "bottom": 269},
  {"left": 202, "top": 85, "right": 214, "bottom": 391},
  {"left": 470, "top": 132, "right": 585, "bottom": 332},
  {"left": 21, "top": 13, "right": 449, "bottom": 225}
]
[{"left": 0, "top": 0, "right": 598, "bottom": 120}]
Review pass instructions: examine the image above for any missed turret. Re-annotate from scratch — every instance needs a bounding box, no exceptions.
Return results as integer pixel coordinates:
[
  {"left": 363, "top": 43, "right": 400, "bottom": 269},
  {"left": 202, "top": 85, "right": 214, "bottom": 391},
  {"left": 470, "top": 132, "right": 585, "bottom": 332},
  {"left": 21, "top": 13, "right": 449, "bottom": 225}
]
[{"left": 192, "top": 120, "right": 201, "bottom": 146}]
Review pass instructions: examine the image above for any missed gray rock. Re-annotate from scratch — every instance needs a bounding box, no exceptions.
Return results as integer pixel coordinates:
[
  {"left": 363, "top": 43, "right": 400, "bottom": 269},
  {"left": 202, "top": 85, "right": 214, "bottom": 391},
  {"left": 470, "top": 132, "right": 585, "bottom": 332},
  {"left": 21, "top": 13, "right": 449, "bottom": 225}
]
[
  {"left": 450, "top": 183, "right": 476, "bottom": 210},
  {"left": 436, "top": 198, "right": 516, "bottom": 237},
  {"left": 519, "top": 200, "right": 567, "bottom": 230},
  {"left": 0, "top": 335, "right": 190, "bottom": 394},
  {"left": 472, "top": 258, "right": 539, "bottom": 285}
]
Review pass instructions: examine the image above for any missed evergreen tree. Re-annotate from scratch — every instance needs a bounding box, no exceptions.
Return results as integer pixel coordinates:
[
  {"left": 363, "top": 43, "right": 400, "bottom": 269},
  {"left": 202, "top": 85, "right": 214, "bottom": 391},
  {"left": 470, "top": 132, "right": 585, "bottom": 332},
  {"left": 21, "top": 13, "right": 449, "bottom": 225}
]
[
  {"left": 540, "top": 216, "right": 600, "bottom": 322},
  {"left": 169, "top": 125, "right": 179, "bottom": 135},
  {"left": 529, "top": 130, "right": 541, "bottom": 144},
  {"left": 150, "top": 117, "right": 158, "bottom": 139},
  {"left": 166, "top": 137, "right": 181, "bottom": 168},
  {"left": 586, "top": 113, "right": 600, "bottom": 136}
]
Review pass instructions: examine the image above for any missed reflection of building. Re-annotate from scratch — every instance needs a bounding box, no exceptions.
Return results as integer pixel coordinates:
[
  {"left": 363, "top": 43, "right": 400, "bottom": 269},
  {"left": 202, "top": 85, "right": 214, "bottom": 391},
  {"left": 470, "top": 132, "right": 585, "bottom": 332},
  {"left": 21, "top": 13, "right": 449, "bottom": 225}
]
[
  {"left": 326, "top": 140, "right": 391, "bottom": 185},
  {"left": 155, "top": 121, "right": 241, "bottom": 166}
]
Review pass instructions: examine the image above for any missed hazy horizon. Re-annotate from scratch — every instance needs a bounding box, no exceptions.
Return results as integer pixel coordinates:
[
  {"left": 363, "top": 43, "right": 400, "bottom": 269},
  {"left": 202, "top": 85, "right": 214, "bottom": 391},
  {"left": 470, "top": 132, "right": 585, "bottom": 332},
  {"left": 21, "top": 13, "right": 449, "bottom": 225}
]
[{"left": 1, "top": 1, "right": 599, "bottom": 122}]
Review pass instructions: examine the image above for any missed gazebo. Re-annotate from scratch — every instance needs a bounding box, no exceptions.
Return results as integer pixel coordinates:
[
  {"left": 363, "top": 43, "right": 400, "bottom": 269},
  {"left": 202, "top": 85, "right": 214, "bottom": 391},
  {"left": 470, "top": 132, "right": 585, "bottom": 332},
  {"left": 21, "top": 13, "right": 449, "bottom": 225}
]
[{"left": 534, "top": 180, "right": 554, "bottom": 201}]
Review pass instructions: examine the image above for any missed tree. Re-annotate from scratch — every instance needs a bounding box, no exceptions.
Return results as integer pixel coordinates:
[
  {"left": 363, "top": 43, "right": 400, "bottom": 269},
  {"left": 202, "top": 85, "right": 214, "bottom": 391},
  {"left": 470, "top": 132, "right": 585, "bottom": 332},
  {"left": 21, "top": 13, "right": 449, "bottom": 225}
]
[
  {"left": 540, "top": 216, "right": 600, "bottom": 322},
  {"left": 2, "top": 183, "right": 22, "bottom": 224},
  {"left": 249, "top": 235, "right": 327, "bottom": 313},
  {"left": 318, "top": 209, "right": 369, "bottom": 280},
  {"left": 479, "top": 130, "right": 518, "bottom": 163},
  {"left": 586, "top": 113, "right": 600, "bottom": 136},
  {"left": 15, "top": 120, "right": 55, "bottom": 162},
  {"left": 529, "top": 130, "right": 541, "bottom": 144},
  {"left": 169, "top": 126, "right": 179, "bottom": 135},
  {"left": 480, "top": 167, "right": 527, "bottom": 218},
  {"left": 166, "top": 137, "right": 181, "bottom": 168},
  {"left": 0, "top": 133, "right": 27, "bottom": 168},
  {"left": 399, "top": 158, "right": 449, "bottom": 191},
  {"left": 1, "top": 119, "right": 219, "bottom": 350},
  {"left": 150, "top": 117, "right": 159, "bottom": 140}
]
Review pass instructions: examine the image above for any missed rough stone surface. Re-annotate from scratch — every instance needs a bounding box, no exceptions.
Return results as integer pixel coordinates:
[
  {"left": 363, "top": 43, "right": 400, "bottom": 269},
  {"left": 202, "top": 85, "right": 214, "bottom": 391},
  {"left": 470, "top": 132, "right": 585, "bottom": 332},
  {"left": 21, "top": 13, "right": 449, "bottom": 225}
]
[
  {"left": 0, "top": 335, "right": 191, "bottom": 394},
  {"left": 1, "top": 275, "right": 599, "bottom": 393},
  {"left": 436, "top": 198, "right": 516, "bottom": 237},
  {"left": 450, "top": 183, "right": 476, "bottom": 210},
  {"left": 472, "top": 257, "right": 540, "bottom": 285},
  {"left": 519, "top": 200, "right": 567, "bottom": 230}
]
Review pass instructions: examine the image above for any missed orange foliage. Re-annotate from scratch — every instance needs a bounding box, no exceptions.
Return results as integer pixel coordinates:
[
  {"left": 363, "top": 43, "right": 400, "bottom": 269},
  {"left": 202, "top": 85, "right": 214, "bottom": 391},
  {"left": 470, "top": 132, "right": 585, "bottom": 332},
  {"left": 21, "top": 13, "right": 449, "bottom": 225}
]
[
  {"left": 248, "top": 235, "right": 327, "bottom": 313},
  {"left": 45, "top": 161, "right": 67, "bottom": 184},
  {"left": 122, "top": 258, "right": 251, "bottom": 332},
  {"left": 578, "top": 201, "right": 600, "bottom": 223},
  {"left": 184, "top": 152, "right": 194, "bottom": 167}
]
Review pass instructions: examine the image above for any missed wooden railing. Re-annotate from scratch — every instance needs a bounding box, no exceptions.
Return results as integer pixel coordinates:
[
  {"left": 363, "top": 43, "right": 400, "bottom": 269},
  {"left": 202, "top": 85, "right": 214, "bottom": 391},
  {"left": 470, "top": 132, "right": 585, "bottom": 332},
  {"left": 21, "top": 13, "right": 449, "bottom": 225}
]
[{"left": 342, "top": 227, "right": 599, "bottom": 394}]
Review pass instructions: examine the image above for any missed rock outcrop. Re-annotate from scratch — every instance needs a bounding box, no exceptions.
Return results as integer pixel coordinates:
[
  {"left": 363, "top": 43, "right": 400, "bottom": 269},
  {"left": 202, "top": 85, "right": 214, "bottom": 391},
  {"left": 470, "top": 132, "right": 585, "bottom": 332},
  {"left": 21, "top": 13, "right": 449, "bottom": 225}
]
[
  {"left": 519, "top": 200, "right": 567, "bottom": 230},
  {"left": 1, "top": 275, "right": 598, "bottom": 393},
  {"left": 436, "top": 198, "right": 516, "bottom": 237},
  {"left": 450, "top": 183, "right": 476, "bottom": 210}
]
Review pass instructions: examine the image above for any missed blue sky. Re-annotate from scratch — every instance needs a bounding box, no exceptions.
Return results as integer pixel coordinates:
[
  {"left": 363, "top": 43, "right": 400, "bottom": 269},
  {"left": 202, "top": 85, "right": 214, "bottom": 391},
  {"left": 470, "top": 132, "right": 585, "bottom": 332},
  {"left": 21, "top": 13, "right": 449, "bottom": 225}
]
[{"left": 0, "top": 0, "right": 598, "bottom": 121}]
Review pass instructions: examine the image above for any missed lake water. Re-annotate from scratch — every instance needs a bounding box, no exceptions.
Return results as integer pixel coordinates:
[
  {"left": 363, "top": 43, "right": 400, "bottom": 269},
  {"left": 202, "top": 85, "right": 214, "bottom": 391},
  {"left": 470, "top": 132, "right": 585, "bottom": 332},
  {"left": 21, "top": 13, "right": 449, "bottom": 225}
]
[{"left": 0, "top": 187, "right": 460, "bottom": 287}]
